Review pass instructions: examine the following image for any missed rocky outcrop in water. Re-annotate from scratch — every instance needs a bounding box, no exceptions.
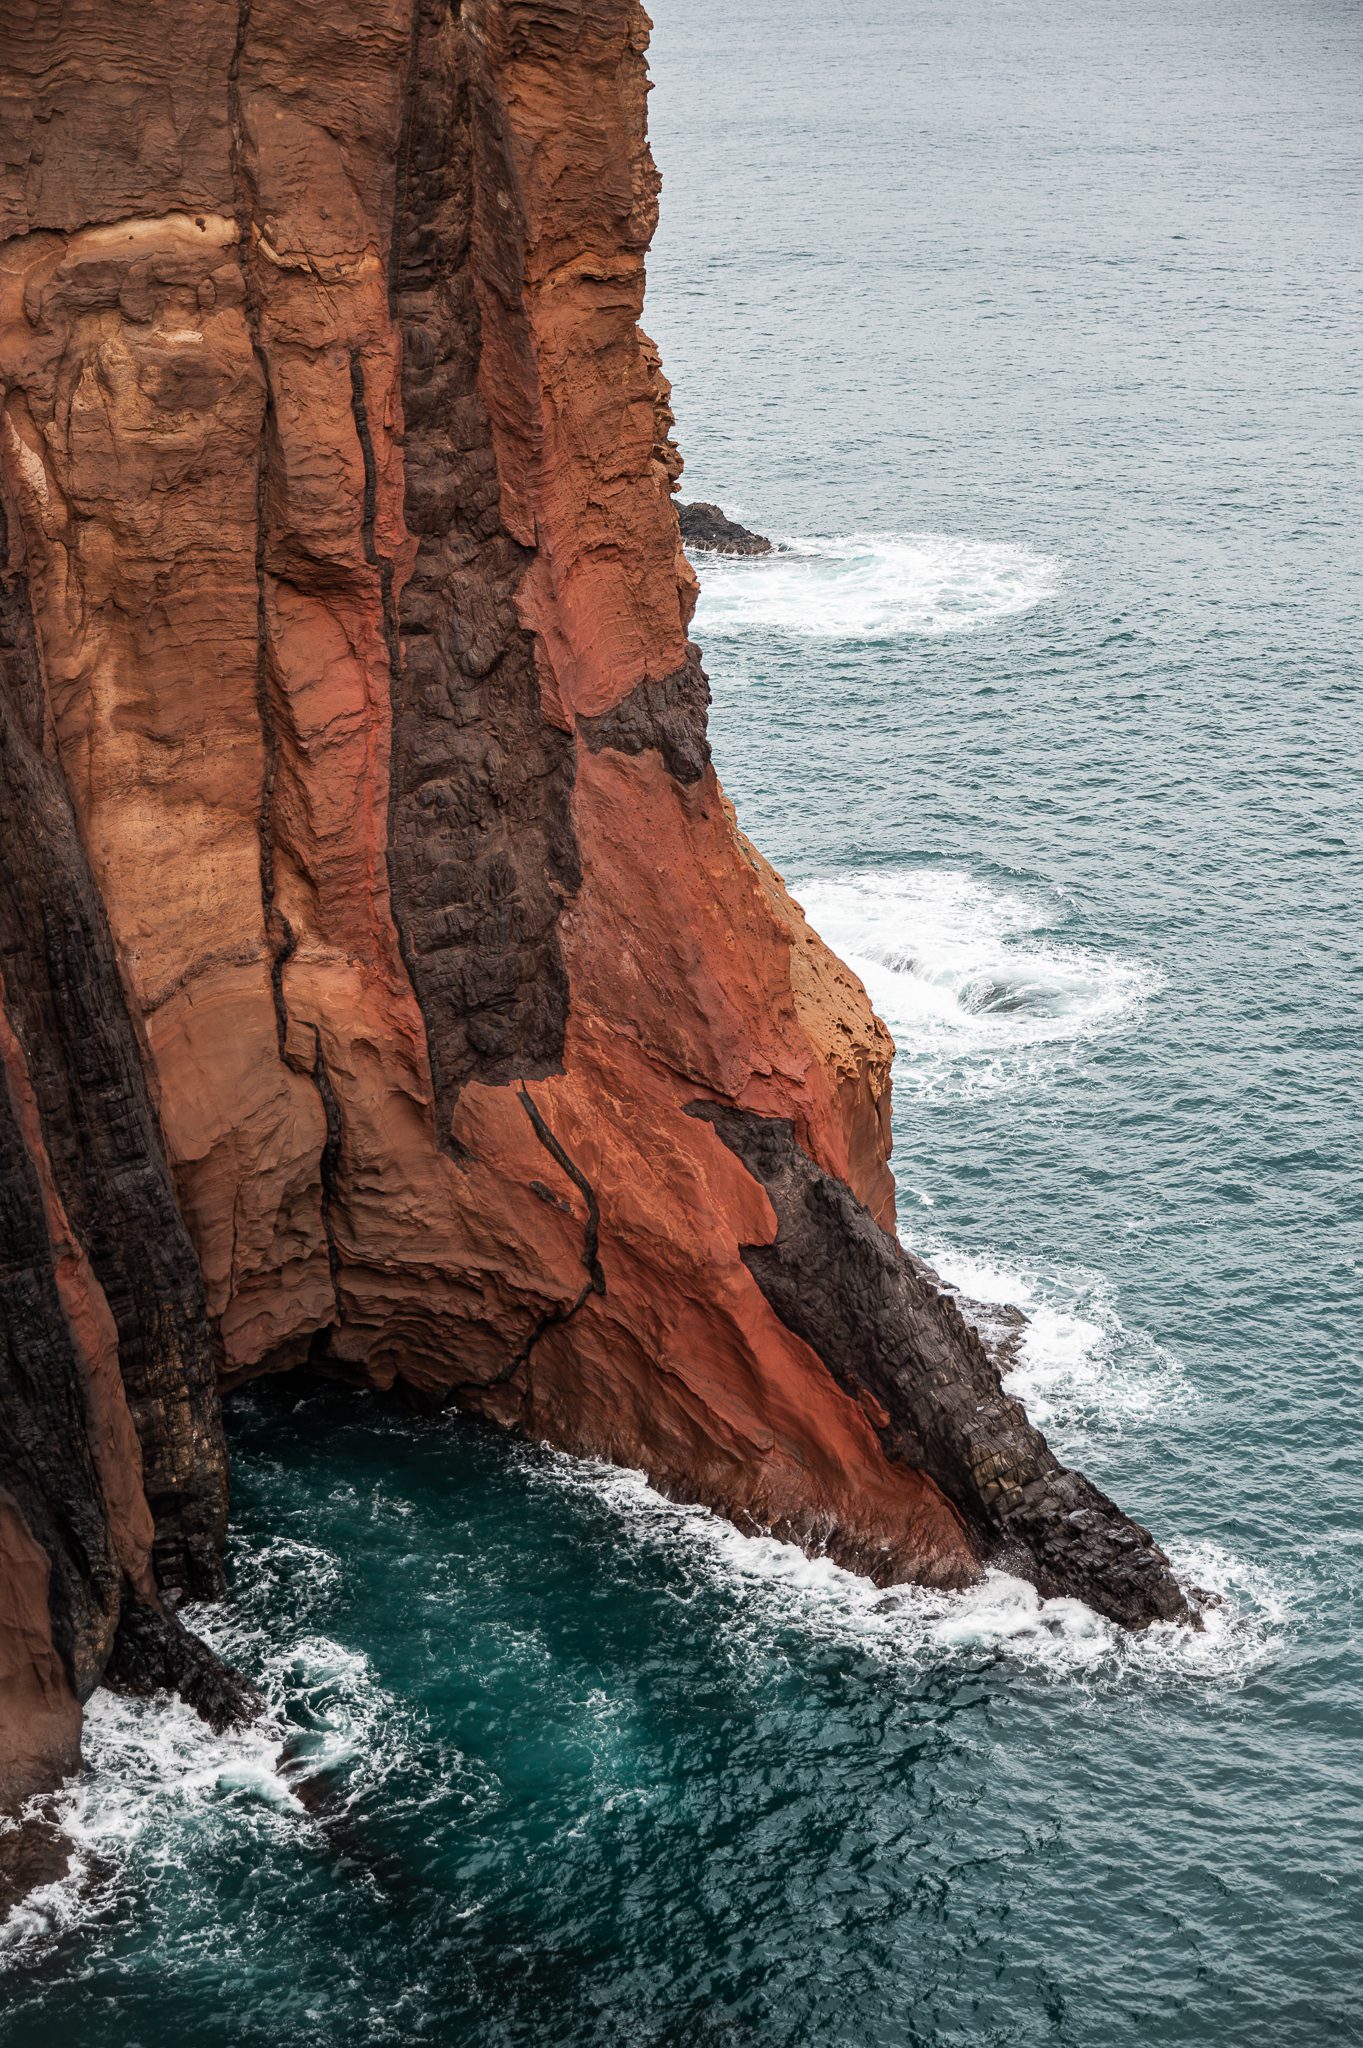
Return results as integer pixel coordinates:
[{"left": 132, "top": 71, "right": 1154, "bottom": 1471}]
[
  {"left": 678, "top": 501, "right": 774, "bottom": 555},
  {"left": 0, "top": 0, "right": 1191, "bottom": 1824},
  {"left": 693, "top": 1108, "right": 1188, "bottom": 1627}
]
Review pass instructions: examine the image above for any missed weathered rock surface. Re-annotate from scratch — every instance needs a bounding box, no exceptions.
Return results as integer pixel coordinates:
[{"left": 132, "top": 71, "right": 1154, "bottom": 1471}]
[
  {"left": 678, "top": 500, "right": 774, "bottom": 555},
  {"left": 0, "top": 0, "right": 1191, "bottom": 1828},
  {"left": 693, "top": 1108, "right": 1188, "bottom": 1627}
]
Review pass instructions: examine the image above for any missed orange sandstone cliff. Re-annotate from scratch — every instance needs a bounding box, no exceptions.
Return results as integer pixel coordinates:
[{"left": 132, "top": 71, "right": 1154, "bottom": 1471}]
[{"left": 0, "top": 0, "right": 1190, "bottom": 1820}]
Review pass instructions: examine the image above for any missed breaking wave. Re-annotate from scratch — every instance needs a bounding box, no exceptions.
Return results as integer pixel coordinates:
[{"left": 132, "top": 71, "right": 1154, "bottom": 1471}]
[
  {"left": 922, "top": 1240, "right": 1191, "bottom": 1459},
  {"left": 794, "top": 866, "right": 1160, "bottom": 1098},
  {"left": 526, "top": 1452, "right": 1288, "bottom": 1692},
  {"left": 0, "top": 1535, "right": 425, "bottom": 1971},
  {"left": 1, "top": 1428, "right": 1284, "bottom": 1972},
  {"left": 0, "top": 1690, "right": 298, "bottom": 1968},
  {"left": 692, "top": 531, "right": 1060, "bottom": 639}
]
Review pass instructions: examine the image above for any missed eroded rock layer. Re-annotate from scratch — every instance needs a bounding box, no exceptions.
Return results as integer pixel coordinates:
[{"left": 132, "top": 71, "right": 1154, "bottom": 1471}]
[{"left": 0, "top": 0, "right": 1190, "bottom": 1811}]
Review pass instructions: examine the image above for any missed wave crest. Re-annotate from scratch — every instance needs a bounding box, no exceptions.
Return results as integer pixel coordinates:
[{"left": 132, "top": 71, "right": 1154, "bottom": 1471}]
[{"left": 923, "top": 1241, "right": 1191, "bottom": 1457}]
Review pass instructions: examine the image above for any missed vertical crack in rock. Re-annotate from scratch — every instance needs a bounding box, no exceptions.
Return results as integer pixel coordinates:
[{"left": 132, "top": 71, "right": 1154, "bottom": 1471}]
[
  {"left": 461, "top": 1084, "right": 606, "bottom": 1396},
  {"left": 229, "top": 0, "right": 344, "bottom": 1333},
  {"left": 228, "top": 0, "right": 293, "bottom": 1065},
  {"left": 387, "top": 0, "right": 581, "bottom": 1138},
  {"left": 249, "top": 381, "right": 293, "bottom": 1065},
  {"left": 0, "top": 1051, "right": 123, "bottom": 1698},
  {"left": 346, "top": 348, "right": 429, "bottom": 1123},
  {"left": 349, "top": 350, "right": 403, "bottom": 683},
  {"left": 311, "top": 1030, "right": 345, "bottom": 1305},
  {"left": 690, "top": 1104, "right": 1193, "bottom": 1629},
  {"left": 253, "top": 357, "right": 295, "bottom": 1073},
  {"left": 0, "top": 504, "right": 229, "bottom": 1604},
  {"left": 517, "top": 1086, "right": 605, "bottom": 1300}
]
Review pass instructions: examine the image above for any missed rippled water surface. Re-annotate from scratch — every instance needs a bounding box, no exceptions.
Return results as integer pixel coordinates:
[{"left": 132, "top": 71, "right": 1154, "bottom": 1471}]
[{"left": 5, "top": 1, "right": 1362, "bottom": 2041}]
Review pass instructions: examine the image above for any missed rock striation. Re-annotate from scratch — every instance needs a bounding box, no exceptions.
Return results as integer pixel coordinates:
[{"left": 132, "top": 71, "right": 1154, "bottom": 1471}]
[{"left": 0, "top": 0, "right": 1192, "bottom": 1829}]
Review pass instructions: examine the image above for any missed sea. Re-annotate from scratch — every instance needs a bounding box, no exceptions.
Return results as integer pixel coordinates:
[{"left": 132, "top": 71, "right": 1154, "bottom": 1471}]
[{"left": 3, "top": 0, "right": 1360, "bottom": 2040}]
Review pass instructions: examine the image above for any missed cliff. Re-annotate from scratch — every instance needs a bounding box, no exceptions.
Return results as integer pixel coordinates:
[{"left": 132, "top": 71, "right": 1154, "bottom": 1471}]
[{"left": 0, "top": 0, "right": 1190, "bottom": 1825}]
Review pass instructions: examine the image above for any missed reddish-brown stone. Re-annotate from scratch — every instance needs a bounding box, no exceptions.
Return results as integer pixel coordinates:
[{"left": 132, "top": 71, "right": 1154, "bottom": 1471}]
[{"left": 0, "top": 0, "right": 1189, "bottom": 1820}]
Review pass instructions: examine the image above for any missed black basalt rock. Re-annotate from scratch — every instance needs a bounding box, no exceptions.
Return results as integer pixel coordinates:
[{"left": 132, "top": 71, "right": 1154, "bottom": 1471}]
[
  {"left": 577, "top": 646, "right": 712, "bottom": 785},
  {"left": 104, "top": 1597, "right": 262, "bottom": 1734},
  {"left": 678, "top": 501, "right": 774, "bottom": 556},
  {"left": 689, "top": 1102, "right": 1195, "bottom": 1631},
  {"left": 0, "top": 502, "right": 229, "bottom": 1606},
  {"left": 387, "top": 0, "right": 581, "bottom": 1133}
]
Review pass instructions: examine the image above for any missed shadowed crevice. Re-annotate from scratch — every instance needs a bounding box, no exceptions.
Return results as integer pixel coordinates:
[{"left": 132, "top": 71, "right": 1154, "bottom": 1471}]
[
  {"left": 518, "top": 1085, "right": 605, "bottom": 1300},
  {"left": 0, "top": 503, "right": 229, "bottom": 1606},
  {"left": 450, "top": 1084, "right": 606, "bottom": 1398},
  {"left": 386, "top": 0, "right": 580, "bottom": 1138}
]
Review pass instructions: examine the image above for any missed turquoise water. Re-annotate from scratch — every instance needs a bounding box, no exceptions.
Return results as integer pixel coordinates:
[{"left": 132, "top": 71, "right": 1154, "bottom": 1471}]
[{"left": 5, "top": 0, "right": 1362, "bottom": 2040}]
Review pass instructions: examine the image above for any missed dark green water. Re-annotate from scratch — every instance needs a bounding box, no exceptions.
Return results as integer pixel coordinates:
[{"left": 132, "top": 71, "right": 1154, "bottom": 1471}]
[{"left": 4, "top": 0, "right": 1361, "bottom": 2040}]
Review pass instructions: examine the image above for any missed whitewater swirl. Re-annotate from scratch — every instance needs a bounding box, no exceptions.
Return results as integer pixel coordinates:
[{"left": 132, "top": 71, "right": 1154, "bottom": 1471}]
[
  {"left": 794, "top": 867, "right": 1161, "bottom": 1099},
  {"left": 692, "top": 531, "right": 1061, "bottom": 639}
]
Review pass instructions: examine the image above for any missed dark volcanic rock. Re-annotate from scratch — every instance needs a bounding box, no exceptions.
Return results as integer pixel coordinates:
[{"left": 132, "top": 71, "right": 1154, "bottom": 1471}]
[
  {"left": 578, "top": 647, "right": 713, "bottom": 784},
  {"left": 678, "top": 501, "right": 774, "bottom": 555},
  {"left": 690, "top": 1103, "right": 1195, "bottom": 1630},
  {"left": 0, "top": 507, "right": 229, "bottom": 1608},
  {"left": 387, "top": 0, "right": 580, "bottom": 1123},
  {"left": 103, "top": 1598, "right": 262, "bottom": 1734},
  {"left": 0, "top": 1804, "right": 75, "bottom": 1921}
]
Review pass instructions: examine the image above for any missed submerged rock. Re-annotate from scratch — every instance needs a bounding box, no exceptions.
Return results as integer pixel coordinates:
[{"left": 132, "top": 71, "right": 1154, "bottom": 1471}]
[
  {"left": 678, "top": 500, "right": 775, "bottom": 555},
  {"left": 0, "top": 1804, "right": 74, "bottom": 1923}
]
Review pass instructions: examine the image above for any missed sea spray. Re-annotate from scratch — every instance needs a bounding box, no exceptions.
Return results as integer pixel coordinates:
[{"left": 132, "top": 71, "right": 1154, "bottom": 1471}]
[
  {"left": 520, "top": 1448, "right": 1288, "bottom": 1692},
  {"left": 921, "top": 1240, "right": 1192, "bottom": 1456}
]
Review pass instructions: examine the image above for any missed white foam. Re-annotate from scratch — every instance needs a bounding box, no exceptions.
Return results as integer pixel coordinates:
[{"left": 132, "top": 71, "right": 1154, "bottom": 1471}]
[
  {"left": 692, "top": 531, "right": 1060, "bottom": 639},
  {"left": 794, "top": 866, "right": 1160, "bottom": 1098},
  {"left": 0, "top": 1442, "right": 1283, "bottom": 1967},
  {"left": 0, "top": 1684, "right": 302, "bottom": 1968},
  {"left": 0, "top": 1571, "right": 403, "bottom": 1966},
  {"left": 923, "top": 1240, "right": 1189, "bottom": 1455},
  {"left": 526, "top": 1451, "right": 1285, "bottom": 1691},
  {"left": 0, "top": 1813, "right": 98, "bottom": 1954}
]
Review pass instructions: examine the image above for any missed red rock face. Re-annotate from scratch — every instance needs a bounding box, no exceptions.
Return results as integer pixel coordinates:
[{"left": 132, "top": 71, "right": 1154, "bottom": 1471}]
[{"left": 0, "top": 0, "right": 1189, "bottom": 1811}]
